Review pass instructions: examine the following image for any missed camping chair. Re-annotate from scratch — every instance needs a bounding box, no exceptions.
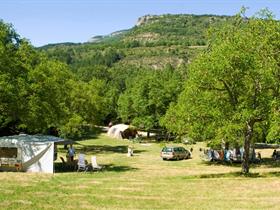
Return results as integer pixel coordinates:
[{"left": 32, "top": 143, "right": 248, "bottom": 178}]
[
  {"left": 90, "top": 156, "right": 103, "bottom": 171},
  {"left": 77, "top": 154, "right": 89, "bottom": 172}
]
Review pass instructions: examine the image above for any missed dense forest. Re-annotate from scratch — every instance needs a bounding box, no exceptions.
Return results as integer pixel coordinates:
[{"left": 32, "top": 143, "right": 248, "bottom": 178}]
[
  {"left": 37, "top": 14, "right": 232, "bottom": 133},
  {"left": 0, "top": 14, "right": 226, "bottom": 137},
  {"left": 1, "top": 11, "right": 279, "bottom": 170}
]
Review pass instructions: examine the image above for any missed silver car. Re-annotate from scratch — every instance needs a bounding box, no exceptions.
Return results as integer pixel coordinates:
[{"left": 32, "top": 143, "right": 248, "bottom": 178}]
[{"left": 161, "top": 146, "right": 191, "bottom": 160}]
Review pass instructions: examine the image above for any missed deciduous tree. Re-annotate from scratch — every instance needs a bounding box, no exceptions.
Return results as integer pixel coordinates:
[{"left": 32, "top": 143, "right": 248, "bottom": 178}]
[{"left": 163, "top": 10, "right": 280, "bottom": 173}]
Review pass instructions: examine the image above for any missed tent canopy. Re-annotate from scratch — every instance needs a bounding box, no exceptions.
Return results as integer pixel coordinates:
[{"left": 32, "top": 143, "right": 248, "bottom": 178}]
[
  {"left": 0, "top": 134, "right": 67, "bottom": 144},
  {"left": 107, "top": 124, "right": 129, "bottom": 139},
  {"left": 107, "top": 124, "right": 137, "bottom": 139}
]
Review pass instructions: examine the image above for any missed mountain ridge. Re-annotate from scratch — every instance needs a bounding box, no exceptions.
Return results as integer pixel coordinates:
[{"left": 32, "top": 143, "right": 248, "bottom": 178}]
[
  {"left": 40, "top": 13, "right": 231, "bottom": 48},
  {"left": 40, "top": 14, "right": 232, "bottom": 70}
]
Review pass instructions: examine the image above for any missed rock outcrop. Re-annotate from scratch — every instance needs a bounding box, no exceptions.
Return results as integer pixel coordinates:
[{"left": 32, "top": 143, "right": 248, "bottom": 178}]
[{"left": 136, "top": 15, "right": 155, "bottom": 26}]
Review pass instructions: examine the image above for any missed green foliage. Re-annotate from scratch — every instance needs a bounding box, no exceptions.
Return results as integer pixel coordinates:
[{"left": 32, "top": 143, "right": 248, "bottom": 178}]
[
  {"left": 127, "top": 14, "right": 231, "bottom": 46},
  {"left": 0, "top": 20, "right": 36, "bottom": 131},
  {"left": 162, "top": 10, "right": 280, "bottom": 172},
  {"left": 164, "top": 12, "right": 280, "bottom": 140},
  {"left": 2, "top": 11, "right": 279, "bottom": 146},
  {"left": 66, "top": 78, "right": 108, "bottom": 125},
  {"left": 0, "top": 20, "right": 110, "bottom": 137},
  {"left": 24, "top": 60, "right": 72, "bottom": 132},
  {"left": 41, "top": 44, "right": 124, "bottom": 71},
  {"left": 267, "top": 100, "right": 280, "bottom": 143},
  {"left": 37, "top": 14, "right": 229, "bottom": 129},
  {"left": 118, "top": 67, "right": 183, "bottom": 130},
  {"left": 59, "top": 114, "right": 86, "bottom": 139},
  {"left": 40, "top": 14, "right": 231, "bottom": 73}
]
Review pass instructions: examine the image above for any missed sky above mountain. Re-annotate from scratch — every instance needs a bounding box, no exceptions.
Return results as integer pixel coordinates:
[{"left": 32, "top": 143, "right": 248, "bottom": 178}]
[{"left": 1, "top": 0, "right": 279, "bottom": 47}]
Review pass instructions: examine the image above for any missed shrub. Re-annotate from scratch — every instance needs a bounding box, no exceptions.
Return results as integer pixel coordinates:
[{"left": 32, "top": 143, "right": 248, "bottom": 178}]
[{"left": 59, "top": 115, "right": 86, "bottom": 139}]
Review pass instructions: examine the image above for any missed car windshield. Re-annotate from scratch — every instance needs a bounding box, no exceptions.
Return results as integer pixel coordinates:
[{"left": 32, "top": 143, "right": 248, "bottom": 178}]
[{"left": 162, "top": 147, "right": 173, "bottom": 152}]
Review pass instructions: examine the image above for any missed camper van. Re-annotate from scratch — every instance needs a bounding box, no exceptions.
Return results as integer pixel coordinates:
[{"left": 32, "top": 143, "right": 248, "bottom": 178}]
[
  {"left": 0, "top": 146, "right": 23, "bottom": 171},
  {"left": 0, "top": 135, "right": 67, "bottom": 173}
]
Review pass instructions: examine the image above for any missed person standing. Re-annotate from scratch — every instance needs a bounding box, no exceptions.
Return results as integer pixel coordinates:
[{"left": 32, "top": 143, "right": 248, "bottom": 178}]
[
  {"left": 68, "top": 144, "right": 75, "bottom": 162},
  {"left": 272, "top": 149, "right": 277, "bottom": 160}
]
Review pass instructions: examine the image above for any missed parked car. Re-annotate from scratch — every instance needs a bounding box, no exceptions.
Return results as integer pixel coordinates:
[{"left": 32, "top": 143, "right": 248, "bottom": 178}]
[{"left": 161, "top": 146, "right": 191, "bottom": 160}]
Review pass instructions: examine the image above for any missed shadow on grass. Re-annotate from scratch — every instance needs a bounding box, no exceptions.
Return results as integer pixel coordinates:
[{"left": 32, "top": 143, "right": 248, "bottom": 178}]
[
  {"left": 54, "top": 162, "right": 138, "bottom": 173},
  {"left": 183, "top": 171, "right": 280, "bottom": 179},
  {"left": 202, "top": 160, "right": 241, "bottom": 168},
  {"left": 101, "top": 163, "right": 138, "bottom": 173},
  {"left": 254, "top": 158, "right": 280, "bottom": 168},
  {"left": 73, "top": 145, "right": 146, "bottom": 154},
  {"left": 54, "top": 162, "right": 77, "bottom": 173},
  {"left": 202, "top": 158, "right": 280, "bottom": 169}
]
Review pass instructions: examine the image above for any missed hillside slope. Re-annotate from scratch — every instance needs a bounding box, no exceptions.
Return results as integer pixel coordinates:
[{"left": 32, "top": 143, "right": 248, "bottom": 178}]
[{"left": 40, "top": 14, "right": 232, "bottom": 70}]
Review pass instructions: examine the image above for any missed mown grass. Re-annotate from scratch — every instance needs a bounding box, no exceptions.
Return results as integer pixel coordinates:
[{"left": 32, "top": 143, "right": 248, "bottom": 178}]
[{"left": 0, "top": 134, "right": 280, "bottom": 209}]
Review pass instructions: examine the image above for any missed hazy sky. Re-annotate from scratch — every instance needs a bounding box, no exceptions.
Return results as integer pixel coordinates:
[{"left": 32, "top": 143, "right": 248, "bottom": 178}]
[{"left": 1, "top": 0, "right": 279, "bottom": 46}]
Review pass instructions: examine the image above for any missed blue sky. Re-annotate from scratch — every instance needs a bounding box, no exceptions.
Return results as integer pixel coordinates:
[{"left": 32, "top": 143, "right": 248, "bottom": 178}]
[{"left": 1, "top": 0, "right": 279, "bottom": 46}]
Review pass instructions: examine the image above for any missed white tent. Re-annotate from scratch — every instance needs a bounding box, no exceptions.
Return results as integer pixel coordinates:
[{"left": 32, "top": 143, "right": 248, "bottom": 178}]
[
  {"left": 107, "top": 124, "right": 129, "bottom": 139},
  {"left": 0, "top": 134, "right": 67, "bottom": 173}
]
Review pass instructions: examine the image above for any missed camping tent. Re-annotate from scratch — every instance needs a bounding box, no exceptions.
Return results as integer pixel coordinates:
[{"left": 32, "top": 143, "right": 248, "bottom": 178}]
[
  {"left": 107, "top": 124, "right": 129, "bottom": 139},
  {"left": 0, "top": 134, "right": 67, "bottom": 173},
  {"left": 107, "top": 124, "right": 138, "bottom": 139}
]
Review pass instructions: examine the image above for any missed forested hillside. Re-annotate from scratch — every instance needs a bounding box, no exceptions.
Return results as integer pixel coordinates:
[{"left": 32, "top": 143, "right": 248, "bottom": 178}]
[
  {"left": 1, "top": 11, "right": 279, "bottom": 155},
  {"left": 40, "top": 14, "right": 231, "bottom": 70},
  {"left": 37, "top": 14, "right": 231, "bottom": 134}
]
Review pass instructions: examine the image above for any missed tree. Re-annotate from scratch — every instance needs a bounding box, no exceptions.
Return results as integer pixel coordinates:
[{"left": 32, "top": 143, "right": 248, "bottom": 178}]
[
  {"left": 67, "top": 78, "right": 108, "bottom": 124},
  {"left": 25, "top": 59, "right": 72, "bottom": 132},
  {"left": 0, "top": 20, "right": 38, "bottom": 133},
  {"left": 118, "top": 67, "right": 183, "bottom": 131},
  {"left": 162, "top": 10, "right": 280, "bottom": 173}
]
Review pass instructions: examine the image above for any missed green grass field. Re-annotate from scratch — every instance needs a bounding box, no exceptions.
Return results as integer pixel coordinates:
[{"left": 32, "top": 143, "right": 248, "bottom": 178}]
[{"left": 1, "top": 134, "right": 280, "bottom": 210}]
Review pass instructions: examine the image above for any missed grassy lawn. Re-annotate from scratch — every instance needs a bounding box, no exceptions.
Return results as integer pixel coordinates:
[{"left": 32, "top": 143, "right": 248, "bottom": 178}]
[{"left": 0, "top": 134, "right": 280, "bottom": 209}]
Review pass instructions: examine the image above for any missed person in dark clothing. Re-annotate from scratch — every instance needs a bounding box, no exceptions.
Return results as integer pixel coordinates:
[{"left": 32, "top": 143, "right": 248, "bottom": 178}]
[{"left": 272, "top": 150, "right": 277, "bottom": 160}]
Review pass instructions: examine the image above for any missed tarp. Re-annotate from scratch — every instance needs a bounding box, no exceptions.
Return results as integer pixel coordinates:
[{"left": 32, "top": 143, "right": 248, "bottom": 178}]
[
  {"left": 107, "top": 124, "right": 129, "bottom": 139},
  {"left": 0, "top": 134, "right": 66, "bottom": 173}
]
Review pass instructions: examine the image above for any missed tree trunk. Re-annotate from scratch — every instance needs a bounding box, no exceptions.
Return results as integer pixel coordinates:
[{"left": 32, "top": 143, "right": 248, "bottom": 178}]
[{"left": 242, "top": 121, "right": 254, "bottom": 174}]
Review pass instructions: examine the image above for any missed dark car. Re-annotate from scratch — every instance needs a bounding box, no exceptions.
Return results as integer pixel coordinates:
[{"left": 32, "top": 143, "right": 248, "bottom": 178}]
[{"left": 161, "top": 146, "right": 191, "bottom": 160}]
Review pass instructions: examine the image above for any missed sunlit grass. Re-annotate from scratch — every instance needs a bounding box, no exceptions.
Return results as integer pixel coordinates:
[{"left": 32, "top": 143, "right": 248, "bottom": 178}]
[{"left": 0, "top": 134, "right": 280, "bottom": 209}]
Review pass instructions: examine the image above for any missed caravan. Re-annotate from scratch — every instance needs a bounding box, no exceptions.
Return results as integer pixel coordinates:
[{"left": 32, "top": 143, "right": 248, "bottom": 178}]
[
  {"left": 0, "top": 134, "right": 67, "bottom": 173},
  {"left": 0, "top": 146, "right": 22, "bottom": 171}
]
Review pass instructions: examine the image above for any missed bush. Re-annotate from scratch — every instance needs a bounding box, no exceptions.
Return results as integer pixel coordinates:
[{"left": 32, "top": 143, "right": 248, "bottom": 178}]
[{"left": 59, "top": 115, "right": 87, "bottom": 139}]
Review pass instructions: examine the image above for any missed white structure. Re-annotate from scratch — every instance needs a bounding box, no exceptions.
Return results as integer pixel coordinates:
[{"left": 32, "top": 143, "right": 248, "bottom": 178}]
[
  {"left": 107, "top": 124, "right": 129, "bottom": 139},
  {"left": 127, "top": 147, "right": 133, "bottom": 157},
  {"left": 91, "top": 156, "right": 102, "bottom": 170},
  {"left": 77, "top": 153, "right": 88, "bottom": 172},
  {"left": 0, "top": 134, "right": 66, "bottom": 173}
]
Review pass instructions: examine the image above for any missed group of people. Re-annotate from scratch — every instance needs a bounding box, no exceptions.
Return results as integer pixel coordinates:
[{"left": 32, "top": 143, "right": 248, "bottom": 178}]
[{"left": 204, "top": 147, "right": 262, "bottom": 163}]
